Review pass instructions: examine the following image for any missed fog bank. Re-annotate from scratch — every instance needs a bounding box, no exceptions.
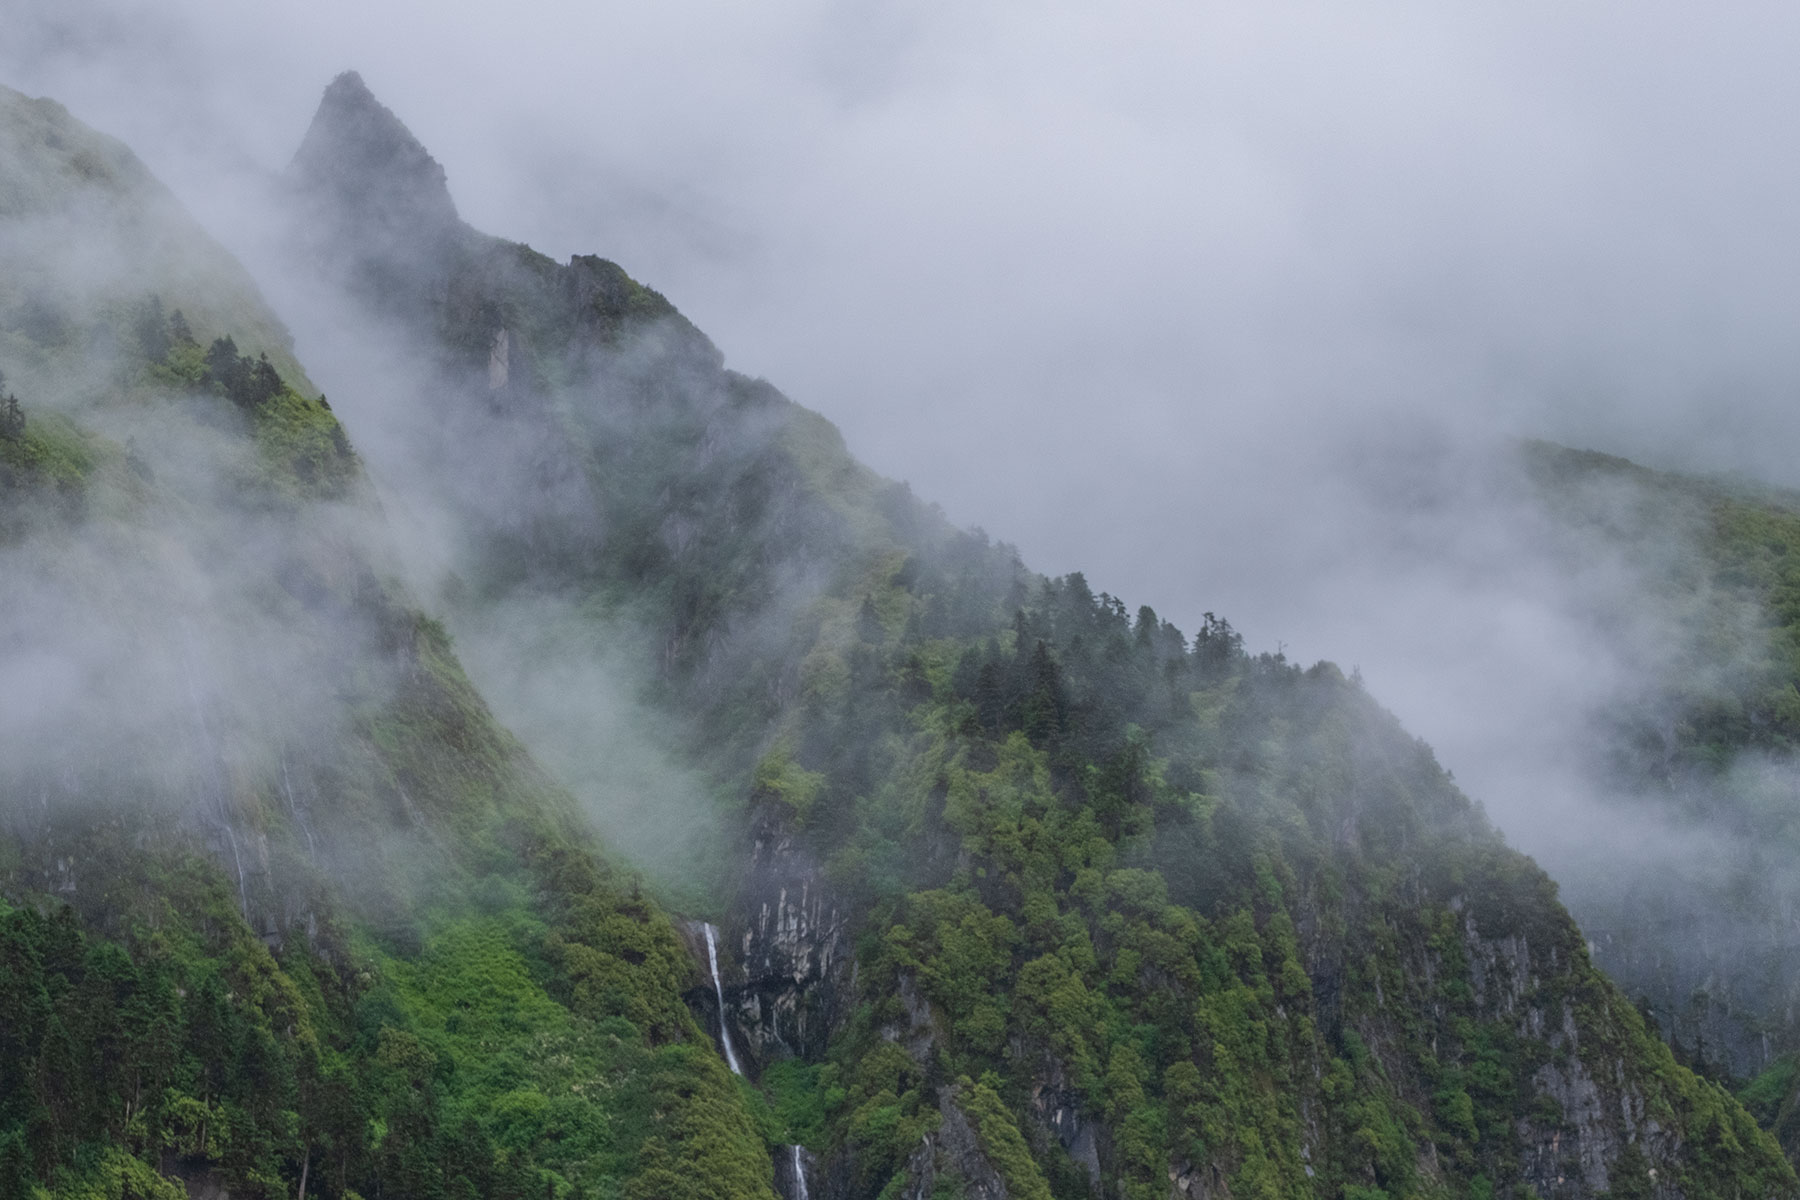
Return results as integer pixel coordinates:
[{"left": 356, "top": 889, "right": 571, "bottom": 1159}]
[{"left": 8, "top": 1, "right": 1800, "bottom": 882}]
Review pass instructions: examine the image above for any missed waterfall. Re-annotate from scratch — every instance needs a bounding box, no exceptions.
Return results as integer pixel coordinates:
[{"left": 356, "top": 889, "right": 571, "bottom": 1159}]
[
  {"left": 280, "top": 747, "right": 319, "bottom": 864},
  {"left": 221, "top": 823, "right": 251, "bottom": 921},
  {"left": 703, "top": 922, "right": 744, "bottom": 1075},
  {"left": 791, "top": 1144, "right": 809, "bottom": 1200},
  {"left": 180, "top": 624, "right": 248, "bottom": 919}
]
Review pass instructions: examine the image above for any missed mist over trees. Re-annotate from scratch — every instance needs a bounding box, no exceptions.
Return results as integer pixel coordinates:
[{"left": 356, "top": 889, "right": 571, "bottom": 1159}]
[{"left": 3, "top": 25, "right": 1800, "bottom": 1200}]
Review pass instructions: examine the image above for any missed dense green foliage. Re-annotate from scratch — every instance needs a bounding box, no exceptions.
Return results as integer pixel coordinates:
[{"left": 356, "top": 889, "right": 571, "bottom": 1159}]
[
  {"left": 0, "top": 841, "right": 776, "bottom": 1200},
  {"left": 1525, "top": 444, "right": 1800, "bottom": 1162},
  {"left": 738, "top": 556, "right": 1793, "bottom": 1198},
  {"left": 1527, "top": 444, "right": 1800, "bottom": 783},
  {"left": 275, "top": 72, "right": 1798, "bottom": 1191},
  {"left": 136, "top": 302, "right": 359, "bottom": 498},
  {"left": 2, "top": 76, "right": 1796, "bottom": 1200},
  {"left": 0, "top": 97, "right": 781, "bottom": 1196}
]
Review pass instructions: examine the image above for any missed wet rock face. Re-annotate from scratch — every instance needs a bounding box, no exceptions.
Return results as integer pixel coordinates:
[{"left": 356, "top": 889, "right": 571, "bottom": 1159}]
[
  {"left": 1167, "top": 1160, "right": 1235, "bottom": 1200},
  {"left": 896, "top": 1089, "right": 1010, "bottom": 1200},
  {"left": 1523, "top": 1057, "right": 1614, "bottom": 1195},
  {"left": 1506, "top": 1004, "right": 1683, "bottom": 1200},
  {"left": 1583, "top": 907, "right": 1800, "bottom": 1080},
  {"left": 775, "top": 1143, "right": 816, "bottom": 1200},
  {"left": 1457, "top": 913, "right": 1685, "bottom": 1200},
  {"left": 1026, "top": 1057, "right": 1099, "bottom": 1188},
  {"left": 725, "top": 802, "right": 851, "bottom": 1066},
  {"left": 160, "top": 1154, "right": 235, "bottom": 1200}
]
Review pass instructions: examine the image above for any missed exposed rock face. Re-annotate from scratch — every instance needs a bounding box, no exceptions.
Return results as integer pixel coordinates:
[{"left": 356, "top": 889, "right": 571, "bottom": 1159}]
[
  {"left": 897, "top": 1089, "right": 1011, "bottom": 1200},
  {"left": 679, "top": 919, "right": 746, "bottom": 1076},
  {"left": 291, "top": 72, "right": 457, "bottom": 218},
  {"left": 1583, "top": 898, "right": 1800, "bottom": 1079},
  {"left": 487, "top": 327, "right": 510, "bottom": 391},
  {"left": 1456, "top": 904, "right": 1683, "bottom": 1198},
  {"left": 776, "top": 1143, "right": 816, "bottom": 1200},
  {"left": 161, "top": 1155, "right": 236, "bottom": 1200},
  {"left": 288, "top": 70, "right": 463, "bottom": 286},
  {"left": 1166, "top": 1160, "right": 1233, "bottom": 1200},
  {"left": 1026, "top": 1058, "right": 1100, "bottom": 1187},
  {"left": 729, "top": 802, "right": 852, "bottom": 1066}
]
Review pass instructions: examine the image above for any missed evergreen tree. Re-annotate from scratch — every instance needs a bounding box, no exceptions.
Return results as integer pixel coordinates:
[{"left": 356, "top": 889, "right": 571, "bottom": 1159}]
[
  {"left": 249, "top": 352, "right": 284, "bottom": 405},
  {"left": 1192, "top": 611, "right": 1242, "bottom": 676},
  {"left": 975, "top": 658, "right": 1006, "bottom": 734},
  {"left": 0, "top": 370, "right": 22, "bottom": 441},
  {"left": 1134, "top": 604, "right": 1159, "bottom": 653},
  {"left": 1019, "top": 640, "right": 1067, "bottom": 745},
  {"left": 205, "top": 336, "right": 246, "bottom": 401}
]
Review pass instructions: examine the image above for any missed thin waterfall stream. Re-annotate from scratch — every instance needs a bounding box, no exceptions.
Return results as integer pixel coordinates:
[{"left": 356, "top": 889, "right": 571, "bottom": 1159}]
[
  {"left": 791, "top": 1144, "right": 808, "bottom": 1200},
  {"left": 703, "top": 922, "right": 744, "bottom": 1075}
]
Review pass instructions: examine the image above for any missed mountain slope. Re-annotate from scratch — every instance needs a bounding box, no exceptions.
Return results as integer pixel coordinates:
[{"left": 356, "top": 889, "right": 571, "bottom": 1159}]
[
  {"left": 0, "top": 83, "right": 775, "bottom": 1200},
  {"left": 1520, "top": 442, "right": 1800, "bottom": 1155},
  {"left": 269, "top": 72, "right": 1798, "bottom": 1199}
]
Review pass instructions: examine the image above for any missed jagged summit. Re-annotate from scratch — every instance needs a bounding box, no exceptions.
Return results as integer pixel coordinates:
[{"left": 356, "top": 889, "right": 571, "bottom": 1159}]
[
  {"left": 288, "top": 70, "right": 461, "bottom": 254},
  {"left": 281, "top": 72, "right": 719, "bottom": 385}
]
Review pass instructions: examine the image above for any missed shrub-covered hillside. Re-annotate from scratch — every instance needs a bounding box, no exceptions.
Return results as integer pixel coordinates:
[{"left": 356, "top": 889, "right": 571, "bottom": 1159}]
[
  {"left": 270, "top": 72, "right": 1799, "bottom": 1198},
  {"left": 0, "top": 84, "right": 775, "bottom": 1200}
]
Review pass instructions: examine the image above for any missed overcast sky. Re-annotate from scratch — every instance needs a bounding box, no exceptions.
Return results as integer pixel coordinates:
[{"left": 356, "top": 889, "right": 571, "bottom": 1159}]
[{"left": 7, "top": 0, "right": 1800, "bottom": 865}]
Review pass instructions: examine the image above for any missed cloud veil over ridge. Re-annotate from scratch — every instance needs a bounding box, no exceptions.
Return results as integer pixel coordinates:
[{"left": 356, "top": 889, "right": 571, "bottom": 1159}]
[{"left": 7, "top": 0, "right": 1800, "bottom": 883}]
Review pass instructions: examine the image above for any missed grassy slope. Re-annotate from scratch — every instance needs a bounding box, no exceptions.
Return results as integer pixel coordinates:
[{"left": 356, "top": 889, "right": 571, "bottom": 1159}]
[{"left": 0, "top": 85, "right": 314, "bottom": 395}]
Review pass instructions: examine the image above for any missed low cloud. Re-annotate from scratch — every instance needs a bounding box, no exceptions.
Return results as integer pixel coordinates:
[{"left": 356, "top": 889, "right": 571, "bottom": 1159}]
[{"left": 6, "top": 0, "right": 1800, "bottom": 902}]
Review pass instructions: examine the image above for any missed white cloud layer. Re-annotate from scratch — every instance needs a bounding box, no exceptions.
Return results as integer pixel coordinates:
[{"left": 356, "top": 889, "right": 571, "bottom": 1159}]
[{"left": 7, "top": 0, "right": 1800, "bottom": 877}]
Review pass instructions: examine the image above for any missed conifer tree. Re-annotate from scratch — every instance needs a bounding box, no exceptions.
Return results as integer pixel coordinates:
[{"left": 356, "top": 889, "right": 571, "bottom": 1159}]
[
  {"left": 205, "top": 336, "right": 243, "bottom": 397},
  {"left": 0, "top": 370, "right": 25, "bottom": 441},
  {"left": 250, "top": 352, "right": 284, "bottom": 405}
]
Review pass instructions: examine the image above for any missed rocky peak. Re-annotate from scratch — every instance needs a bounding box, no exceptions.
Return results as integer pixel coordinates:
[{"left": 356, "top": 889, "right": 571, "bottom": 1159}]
[{"left": 288, "top": 70, "right": 461, "bottom": 245}]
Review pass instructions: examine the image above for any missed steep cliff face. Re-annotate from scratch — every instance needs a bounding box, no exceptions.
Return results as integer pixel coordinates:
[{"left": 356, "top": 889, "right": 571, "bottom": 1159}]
[{"left": 728, "top": 801, "right": 855, "bottom": 1065}]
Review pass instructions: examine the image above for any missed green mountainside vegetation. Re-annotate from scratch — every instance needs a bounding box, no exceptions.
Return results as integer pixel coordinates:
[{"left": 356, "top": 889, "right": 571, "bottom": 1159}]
[
  {"left": 1522, "top": 443, "right": 1800, "bottom": 1159},
  {"left": 0, "top": 73, "right": 1795, "bottom": 1200},
  {"left": 273, "top": 72, "right": 1794, "bottom": 1198},
  {"left": 0, "top": 85, "right": 772, "bottom": 1200}
]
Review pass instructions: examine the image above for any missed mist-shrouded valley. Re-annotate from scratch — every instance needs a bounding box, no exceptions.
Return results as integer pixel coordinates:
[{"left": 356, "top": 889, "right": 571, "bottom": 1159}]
[{"left": 10, "top": 6, "right": 1800, "bottom": 1200}]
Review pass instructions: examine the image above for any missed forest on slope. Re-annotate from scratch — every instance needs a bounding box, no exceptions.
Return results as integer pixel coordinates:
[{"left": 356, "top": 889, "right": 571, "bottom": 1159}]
[
  {"left": 282, "top": 73, "right": 1800, "bottom": 1198},
  {"left": 1519, "top": 443, "right": 1800, "bottom": 1157},
  {"left": 0, "top": 70, "right": 1794, "bottom": 1200},
  {"left": 0, "top": 84, "right": 774, "bottom": 1200}
]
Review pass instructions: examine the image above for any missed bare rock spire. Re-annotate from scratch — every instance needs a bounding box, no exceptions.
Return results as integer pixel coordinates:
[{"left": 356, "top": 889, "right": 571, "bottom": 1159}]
[
  {"left": 290, "top": 71, "right": 459, "bottom": 229},
  {"left": 286, "top": 71, "right": 467, "bottom": 298}
]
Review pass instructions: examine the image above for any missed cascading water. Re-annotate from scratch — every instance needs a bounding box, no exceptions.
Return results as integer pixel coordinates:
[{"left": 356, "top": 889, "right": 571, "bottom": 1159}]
[
  {"left": 790, "top": 1144, "right": 809, "bottom": 1200},
  {"left": 181, "top": 625, "right": 248, "bottom": 919},
  {"left": 280, "top": 747, "right": 320, "bottom": 863},
  {"left": 703, "top": 922, "right": 744, "bottom": 1075}
]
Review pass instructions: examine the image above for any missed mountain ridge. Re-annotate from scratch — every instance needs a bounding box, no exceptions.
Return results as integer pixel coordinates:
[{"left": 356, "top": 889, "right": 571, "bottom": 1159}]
[
  {"left": 0, "top": 81, "right": 781, "bottom": 1200},
  {"left": 0, "top": 69, "right": 1793, "bottom": 1200},
  {"left": 261, "top": 73, "right": 1800, "bottom": 1199}
]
